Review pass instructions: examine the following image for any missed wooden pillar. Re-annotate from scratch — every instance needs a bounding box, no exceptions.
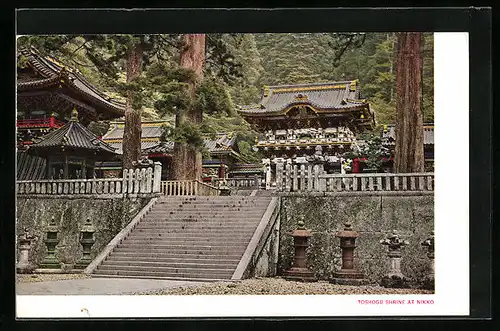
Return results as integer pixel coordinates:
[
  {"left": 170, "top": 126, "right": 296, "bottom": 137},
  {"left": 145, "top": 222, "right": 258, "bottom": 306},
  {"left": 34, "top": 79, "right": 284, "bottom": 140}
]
[
  {"left": 353, "top": 158, "right": 360, "bottom": 173},
  {"left": 47, "top": 156, "right": 52, "bottom": 179},
  {"left": 81, "top": 158, "right": 86, "bottom": 179},
  {"left": 49, "top": 113, "right": 55, "bottom": 128},
  {"left": 218, "top": 163, "right": 226, "bottom": 179},
  {"left": 63, "top": 155, "right": 69, "bottom": 179}
]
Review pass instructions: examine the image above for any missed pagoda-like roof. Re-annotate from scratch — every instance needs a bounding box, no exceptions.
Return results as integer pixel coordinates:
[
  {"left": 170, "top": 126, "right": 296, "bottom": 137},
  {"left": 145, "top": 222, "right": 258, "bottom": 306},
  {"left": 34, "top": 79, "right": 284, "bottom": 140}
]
[
  {"left": 237, "top": 81, "right": 373, "bottom": 118},
  {"left": 17, "top": 47, "right": 125, "bottom": 119},
  {"left": 27, "top": 109, "right": 117, "bottom": 156},
  {"left": 142, "top": 133, "right": 240, "bottom": 157},
  {"left": 102, "top": 120, "right": 241, "bottom": 158}
]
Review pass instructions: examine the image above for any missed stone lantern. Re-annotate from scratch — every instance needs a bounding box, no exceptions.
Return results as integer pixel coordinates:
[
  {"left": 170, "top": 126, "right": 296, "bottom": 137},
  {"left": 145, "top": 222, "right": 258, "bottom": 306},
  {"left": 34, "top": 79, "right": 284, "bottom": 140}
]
[
  {"left": 380, "top": 230, "right": 409, "bottom": 288},
  {"left": 16, "top": 227, "right": 36, "bottom": 274},
  {"left": 39, "top": 216, "right": 61, "bottom": 269},
  {"left": 283, "top": 217, "right": 316, "bottom": 282},
  {"left": 331, "top": 223, "right": 367, "bottom": 285},
  {"left": 75, "top": 218, "right": 96, "bottom": 270},
  {"left": 421, "top": 231, "right": 435, "bottom": 290}
]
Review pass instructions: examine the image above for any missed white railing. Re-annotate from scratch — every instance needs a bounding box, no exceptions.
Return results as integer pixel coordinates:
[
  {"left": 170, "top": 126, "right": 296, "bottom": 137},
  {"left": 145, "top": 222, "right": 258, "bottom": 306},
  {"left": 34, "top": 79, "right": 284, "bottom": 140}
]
[
  {"left": 275, "top": 163, "right": 434, "bottom": 193},
  {"left": 160, "top": 180, "right": 220, "bottom": 196},
  {"left": 16, "top": 162, "right": 162, "bottom": 195},
  {"left": 212, "top": 176, "right": 261, "bottom": 189}
]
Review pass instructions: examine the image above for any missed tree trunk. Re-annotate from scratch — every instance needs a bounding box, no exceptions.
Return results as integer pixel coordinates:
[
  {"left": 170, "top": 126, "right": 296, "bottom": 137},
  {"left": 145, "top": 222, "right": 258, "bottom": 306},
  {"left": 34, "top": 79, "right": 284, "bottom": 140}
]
[
  {"left": 122, "top": 42, "right": 143, "bottom": 170},
  {"left": 171, "top": 34, "right": 206, "bottom": 180},
  {"left": 394, "top": 32, "right": 425, "bottom": 173}
]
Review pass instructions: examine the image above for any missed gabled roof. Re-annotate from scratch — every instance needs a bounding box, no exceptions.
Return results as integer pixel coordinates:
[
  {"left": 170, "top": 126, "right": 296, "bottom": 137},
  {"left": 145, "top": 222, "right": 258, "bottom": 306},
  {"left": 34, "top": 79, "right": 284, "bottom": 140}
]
[
  {"left": 27, "top": 109, "right": 117, "bottom": 156},
  {"left": 102, "top": 120, "right": 240, "bottom": 157},
  {"left": 102, "top": 120, "right": 171, "bottom": 155},
  {"left": 237, "top": 81, "right": 372, "bottom": 117},
  {"left": 17, "top": 47, "right": 125, "bottom": 118},
  {"left": 382, "top": 124, "right": 434, "bottom": 146}
]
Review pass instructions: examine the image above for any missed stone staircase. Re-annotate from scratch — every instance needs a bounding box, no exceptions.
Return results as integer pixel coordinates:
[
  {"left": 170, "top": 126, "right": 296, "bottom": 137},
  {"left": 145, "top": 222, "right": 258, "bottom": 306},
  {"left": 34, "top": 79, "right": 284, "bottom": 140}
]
[{"left": 93, "top": 196, "right": 274, "bottom": 281}]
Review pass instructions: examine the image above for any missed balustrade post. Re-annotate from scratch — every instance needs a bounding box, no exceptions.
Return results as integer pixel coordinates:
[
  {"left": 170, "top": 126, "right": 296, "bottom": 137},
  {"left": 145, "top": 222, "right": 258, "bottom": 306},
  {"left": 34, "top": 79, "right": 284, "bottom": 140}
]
[
  {"left": 276, "top": 162, "right": 284, "bottom": 191},
  {"left": 427, "top": 175, "right": 433, "bottom": 191},
  {"left": 285, "top": 163, "right": 291, "bottom": 192},
  {"left": 133, "top": 169, "right": 140, "bottom": 194},
  {"left": 300, "top": 164, "right": 306, "bottom": 192},
  {"left": 153, "top": 162, "right": 162, "bottom": 193},
  {"left": 307, "top": 164, "right": 313, "bottom": 191},
  {"left": 146, "top": 167, "right": 153, "bottom": 193},
  {"left": 140, "top": 168, "right": 147, "bottom": 193}
]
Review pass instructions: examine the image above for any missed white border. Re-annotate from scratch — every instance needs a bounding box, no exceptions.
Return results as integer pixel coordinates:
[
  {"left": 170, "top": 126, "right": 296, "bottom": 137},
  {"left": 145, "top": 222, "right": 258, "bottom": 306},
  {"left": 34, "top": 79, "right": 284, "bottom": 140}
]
[{"left": 16, "top": 32, "right": 469, "bottom": 318}]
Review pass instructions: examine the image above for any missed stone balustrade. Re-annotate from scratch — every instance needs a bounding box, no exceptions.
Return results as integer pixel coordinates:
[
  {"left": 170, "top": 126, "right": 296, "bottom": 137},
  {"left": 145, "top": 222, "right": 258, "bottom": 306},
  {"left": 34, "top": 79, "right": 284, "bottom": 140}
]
[
  {"left": 275, "top": 163, "right": 434, "bottom": 193},
  {"left": 16, "top": 163, "right": 162, "bottom": 196},
  {"left": 160, "top": 180, "right": 220, "bottom": 196},
  {"left": 213, "top": 176, "right": 261, "bottom": 189}
]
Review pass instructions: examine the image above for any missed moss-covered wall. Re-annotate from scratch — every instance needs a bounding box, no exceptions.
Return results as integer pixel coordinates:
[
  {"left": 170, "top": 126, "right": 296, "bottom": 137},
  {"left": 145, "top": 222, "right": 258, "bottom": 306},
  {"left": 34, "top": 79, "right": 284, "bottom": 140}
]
[
  {"left": 16, "top": 196, "right": 151, "bottom": 272},
  {"left": 279, "top": 195, "right": 434, "bottom": 284},
  {"left": 252, "top": 216, "right": 280, "bottom": 278}
]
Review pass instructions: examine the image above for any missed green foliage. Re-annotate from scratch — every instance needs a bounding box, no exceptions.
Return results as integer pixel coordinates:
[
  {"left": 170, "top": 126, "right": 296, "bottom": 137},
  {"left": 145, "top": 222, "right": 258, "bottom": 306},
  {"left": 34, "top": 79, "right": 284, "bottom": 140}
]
[
  {"left": 345, "top": 130, "right": 391, "bottom": 171},
  {"left": 166, "top": 121, "right": 206, "bottom": 152},
  {"left": 195, "top": 77, "right": 234, "bottom": 116},
  {"left": 87, "top": 121, "right": 111, "bottom": 137}
]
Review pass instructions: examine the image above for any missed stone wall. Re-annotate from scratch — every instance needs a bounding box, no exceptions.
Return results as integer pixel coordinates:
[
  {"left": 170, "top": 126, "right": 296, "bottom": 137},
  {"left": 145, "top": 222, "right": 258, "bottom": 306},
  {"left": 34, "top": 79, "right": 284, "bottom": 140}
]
[
  {"left": 16, "top": 196, "right": 151, "bottom": 272},
  {"left": 278, "top": 194, "right": 434, "bottom": 284},
  {"left": 252, "top": 216, "right": 280, "bottom": 278}
]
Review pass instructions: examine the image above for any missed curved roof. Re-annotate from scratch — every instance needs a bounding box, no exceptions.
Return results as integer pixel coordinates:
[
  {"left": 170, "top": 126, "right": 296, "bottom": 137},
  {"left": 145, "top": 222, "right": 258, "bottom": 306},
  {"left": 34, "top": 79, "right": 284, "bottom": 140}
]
[
  {"left": 237, "top": 81, "right": 371, "bottom": 117},
  {"left": 28, "top": 109, "right": 116, "bottom": 156},
  {"left": 382, "top": 124, "right": 434, "bottom": 146},
  {"left": 17, "top": 47, "right": 125, "bottom": 118}
]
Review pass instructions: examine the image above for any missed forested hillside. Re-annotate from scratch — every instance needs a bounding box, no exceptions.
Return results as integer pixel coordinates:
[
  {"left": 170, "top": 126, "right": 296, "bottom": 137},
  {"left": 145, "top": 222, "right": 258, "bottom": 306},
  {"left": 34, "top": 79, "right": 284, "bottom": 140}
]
[{"left": 17, "top": 33, "right": 434, "bottom": 163}]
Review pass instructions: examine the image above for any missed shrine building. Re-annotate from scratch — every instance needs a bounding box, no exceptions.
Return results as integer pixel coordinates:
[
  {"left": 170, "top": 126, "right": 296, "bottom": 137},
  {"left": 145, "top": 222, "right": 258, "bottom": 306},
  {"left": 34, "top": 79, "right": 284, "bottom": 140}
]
[
  {"left": 16, "top": 47, "right": 125, "bottom": 149},
  {"left": 237, "top": 81, "right": 375, "bottom": 182}
]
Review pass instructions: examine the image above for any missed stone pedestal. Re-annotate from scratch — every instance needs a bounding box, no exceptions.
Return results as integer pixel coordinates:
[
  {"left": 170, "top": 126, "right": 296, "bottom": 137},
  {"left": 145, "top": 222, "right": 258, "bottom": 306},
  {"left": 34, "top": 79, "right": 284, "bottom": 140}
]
[
  {"left": 380, "top": 230, "right": 410, "bottom": 288},
  {"left": 331, "top": 223, "right": 367, "bottom": 285},
  {"left": 283, "top": 219, "right": 316, "bottom": 282},
  {"left": 421, "top": 231, "right": 435, "bottom": 290},
  {"left": 39, "top": 217, "right": 61, "bottom": 270},
  {"left": 75, "top": 218, "right": 96, "bottom": 270},
  {"left": 16, "top": 228, "right": 35, "bottom": 274}
]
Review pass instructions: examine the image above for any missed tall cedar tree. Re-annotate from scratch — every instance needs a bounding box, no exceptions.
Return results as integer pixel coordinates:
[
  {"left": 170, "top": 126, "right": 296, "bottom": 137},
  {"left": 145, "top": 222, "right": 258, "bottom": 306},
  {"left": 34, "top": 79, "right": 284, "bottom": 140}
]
[
  {"left": 122, "top": 42, "right": 143, "bottom": 170},
  {"left": 171, "top": 34, "right": 206, "bottom": 180},
  {"left": 394, "top": 32, "right": 425, "bottom": 173}
]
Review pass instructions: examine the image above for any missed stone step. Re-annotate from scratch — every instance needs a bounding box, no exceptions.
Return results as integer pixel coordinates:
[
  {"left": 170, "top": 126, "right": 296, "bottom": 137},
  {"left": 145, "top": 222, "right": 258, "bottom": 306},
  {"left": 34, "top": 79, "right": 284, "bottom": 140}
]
[
  {"left": 130, "top": 229, "right": 258, "bottom": 235},
  {"left": 105, "top": 256, "right": 241, "bottom": 264},
  {"left": 115, "top": 242, "right": 246, "bottom": 250},
  {"left": 134, "top": 226, "right": 257, "bottom": 231},
  {"left": 138, "top": 218, "right": 262, "bottom": 223},
  {"left": 91, "top": 196, "right": 271, "bottom": 280},
  {"left": 148, "top": 208, "right": 268, "bottom": 213},
  {"left": 91, "top": 273, "right": 228, "bottom": 282},
  {"left": 93, "top": 269, "right": 232, "bottom": 280},
  {"left": 134, "top": 219, "right": 260, "bottom": 229},
  {"left": 100, "top": 260, "right": 238, "bottom": 269},
  {"left": 125, "top": 233, "right": 255, "bottom": 240},
  {"left": 145, "top": 213, "right": 265, "bottom": 219},
  {"left": 150, "top": 209, "right": 264, "bottom": 214},
  {"left": 96, "top": 265, "right": 234, "bottom": 275},
  {"left": 158, "top": 195, "right": 272, "bottom": 202},
  {"left": 113, "top": 246, "right": 247, "bottom": 254},
  {"left": 156, "top": 200, "right": 270, "bottom": 204},
  {"left": 121, "top": 239, "right": 250, "bottom": 245},
  {"left": 108, "top": 251, "right": 243, "bottom": 260}
]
